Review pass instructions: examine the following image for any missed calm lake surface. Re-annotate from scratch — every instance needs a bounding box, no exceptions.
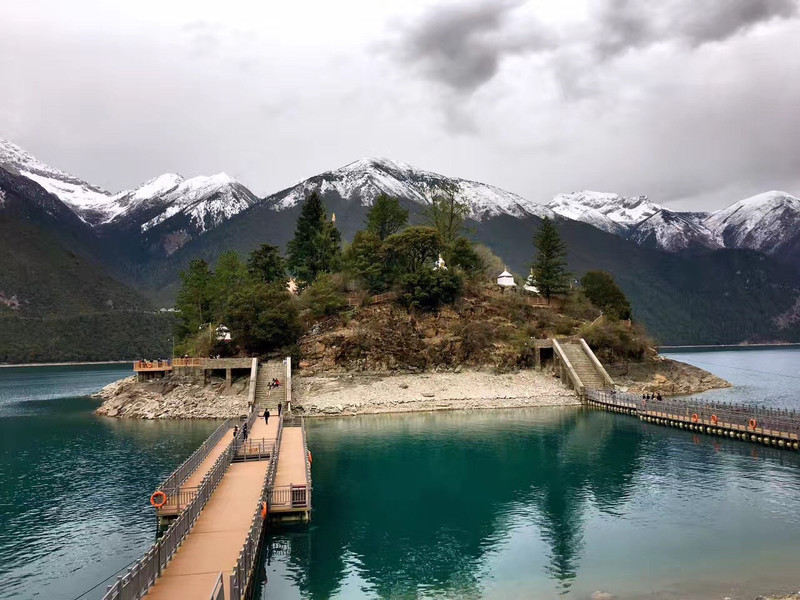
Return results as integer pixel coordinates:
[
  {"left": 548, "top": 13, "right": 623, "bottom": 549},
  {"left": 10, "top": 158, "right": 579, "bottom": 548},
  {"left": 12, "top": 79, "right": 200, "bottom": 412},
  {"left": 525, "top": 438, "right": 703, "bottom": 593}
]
[{"left": 1, "top": 350, "right": 799, "bottom": 600}]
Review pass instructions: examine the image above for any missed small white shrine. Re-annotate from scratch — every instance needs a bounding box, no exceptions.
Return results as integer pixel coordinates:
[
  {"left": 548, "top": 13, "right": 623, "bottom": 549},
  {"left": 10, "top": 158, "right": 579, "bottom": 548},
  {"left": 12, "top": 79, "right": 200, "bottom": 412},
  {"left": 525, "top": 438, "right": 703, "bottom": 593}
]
[
  {"left": 497, "top": 268, "right": 516, "bottom": 287},
  {"left": 523, "top": 269, "right": 540, "bottom": 294},
  {"left": 434, "top": 254, "right": 448, "bottom": 271},
  {"left": 215, "top": 325, "right": 232, "bottom": 342}
]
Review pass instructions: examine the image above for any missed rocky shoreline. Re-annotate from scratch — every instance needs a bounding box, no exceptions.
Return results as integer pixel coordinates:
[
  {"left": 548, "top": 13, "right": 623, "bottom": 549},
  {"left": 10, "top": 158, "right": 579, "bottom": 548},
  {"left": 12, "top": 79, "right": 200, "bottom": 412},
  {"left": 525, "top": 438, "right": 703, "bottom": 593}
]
[
  {"left": 94, "top": 374, "right": 251, "bottom": 419},
  {"left": 93, "top": 357, "right": 731, "bottom": 420}
]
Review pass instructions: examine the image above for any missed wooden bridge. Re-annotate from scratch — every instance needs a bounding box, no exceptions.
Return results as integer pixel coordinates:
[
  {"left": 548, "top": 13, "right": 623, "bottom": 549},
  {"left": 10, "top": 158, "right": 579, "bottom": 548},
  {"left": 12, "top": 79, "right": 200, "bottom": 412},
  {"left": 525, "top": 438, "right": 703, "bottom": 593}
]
[
  {"left": 587, "top": 389, "right": 800, "bottom": 451},
  {"left": 103, "top": 359, "right": 310, "bottom": 600}
]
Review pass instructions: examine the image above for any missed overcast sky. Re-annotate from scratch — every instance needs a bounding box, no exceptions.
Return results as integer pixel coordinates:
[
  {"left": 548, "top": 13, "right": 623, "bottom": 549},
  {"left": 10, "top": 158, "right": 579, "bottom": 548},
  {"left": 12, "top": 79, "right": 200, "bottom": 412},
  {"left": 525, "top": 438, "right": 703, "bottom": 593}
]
[{"left": 1, "top": 0, "right": 798, "bottom": 211}]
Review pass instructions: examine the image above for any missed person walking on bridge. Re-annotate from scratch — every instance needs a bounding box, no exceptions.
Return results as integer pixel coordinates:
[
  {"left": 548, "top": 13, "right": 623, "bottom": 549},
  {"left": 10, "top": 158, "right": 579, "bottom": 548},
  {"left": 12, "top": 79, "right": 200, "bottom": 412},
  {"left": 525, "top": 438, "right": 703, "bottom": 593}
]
[
  {"left": 277, "top": 402, "right": 282, "bottom": 417},
  {"left": 242, "top": 422, "right": 248, "bottom": 440},
  {"left": 264, "top": 409, "right": 270, "bottom": 424}
]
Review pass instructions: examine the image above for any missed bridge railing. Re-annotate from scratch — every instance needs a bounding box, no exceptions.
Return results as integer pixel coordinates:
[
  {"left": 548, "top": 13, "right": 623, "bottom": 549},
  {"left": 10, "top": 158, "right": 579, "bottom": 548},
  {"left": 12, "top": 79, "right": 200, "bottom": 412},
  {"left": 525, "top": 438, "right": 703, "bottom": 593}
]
[
  {"left": 133, "top": 360, "right": 173, "bottom": 371},
  {"left": 172, "top": 357, "right": 207, "bottom": 367},
  {"left": 103, "top": 432, "right": 237, "bottom": 600},
  {"left": 209, "top": 572, "right": 225, "bottom": 600},
  {"left": 156, "top": 418, "right": 231, "bottom": 502},
  {"left": 235, "top": 437, "right": 277, "bottom": 461},
  {"left": 229, "top": 416, "right": 284, "bottom": 600},
  {"left": 588, "top": 390, "right": 800, "bottom": 440}
]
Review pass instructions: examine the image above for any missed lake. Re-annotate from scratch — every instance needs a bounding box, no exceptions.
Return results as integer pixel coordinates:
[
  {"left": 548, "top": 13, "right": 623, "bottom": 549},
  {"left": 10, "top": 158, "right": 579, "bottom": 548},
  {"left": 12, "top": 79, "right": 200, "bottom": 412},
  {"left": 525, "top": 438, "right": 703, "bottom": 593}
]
[{"left": 1, "top": 350, "right": 799, "bottom": 600}]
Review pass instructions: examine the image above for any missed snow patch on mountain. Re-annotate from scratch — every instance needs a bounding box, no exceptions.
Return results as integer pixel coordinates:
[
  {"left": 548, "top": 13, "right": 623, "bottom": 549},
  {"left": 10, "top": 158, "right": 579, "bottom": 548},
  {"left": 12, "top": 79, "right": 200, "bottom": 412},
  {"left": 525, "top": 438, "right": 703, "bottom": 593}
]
[
  {"left": 547, "top": 191, "right": 661, "bottom": 234},
  {"left": 271, "top": 158, "right": 554, "bottom": 220},
  {"left": 630, "top": 209, "right": 719, "bottom": 251},
  {"left": 703, "top": 191, "right": 800, "bottom": 254},
  {"left": 0, "top": 138, "right": 120, "bottom": 224},
  {"left": 139, "top": 173, "right": 257, "bottom": 233}
]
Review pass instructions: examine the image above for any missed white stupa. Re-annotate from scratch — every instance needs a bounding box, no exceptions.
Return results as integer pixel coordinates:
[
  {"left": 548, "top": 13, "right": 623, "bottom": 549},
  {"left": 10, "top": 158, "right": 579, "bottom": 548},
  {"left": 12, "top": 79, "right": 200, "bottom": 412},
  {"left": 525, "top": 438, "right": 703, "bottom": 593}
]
[
  {"left": 434, "top": 254, "right": 447, "bottom": 270},
  {"left": 497, "top": 268, "right": 516, "bottom": 287},
  {"left": 523, "top": 268, "right": 540, "bottom": 294}
]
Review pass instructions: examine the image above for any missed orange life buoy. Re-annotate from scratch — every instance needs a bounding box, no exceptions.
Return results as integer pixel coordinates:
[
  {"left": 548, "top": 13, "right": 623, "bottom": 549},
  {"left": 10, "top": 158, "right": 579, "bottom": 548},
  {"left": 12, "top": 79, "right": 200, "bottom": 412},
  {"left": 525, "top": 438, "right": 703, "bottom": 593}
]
[
  {"left": 147, "top": 362, "right": 153, "bottom": 368},
  {"left": 150, "top": 491, "right": 167, "bottom": 508},
  {"left": 691, "top": 414, "right": 699, "bottom": 423},
  {"left": 308, "top": 450, "right": 312, "bottom": 465},
  {"left": 748, "top": 418, "right": 757, "bottom": 430},
  {"left": 711, "top": 414, "right": 718, "bottom": 425},
  {"left": 261, "top": 501, "right": 268, "bottom": 519}
]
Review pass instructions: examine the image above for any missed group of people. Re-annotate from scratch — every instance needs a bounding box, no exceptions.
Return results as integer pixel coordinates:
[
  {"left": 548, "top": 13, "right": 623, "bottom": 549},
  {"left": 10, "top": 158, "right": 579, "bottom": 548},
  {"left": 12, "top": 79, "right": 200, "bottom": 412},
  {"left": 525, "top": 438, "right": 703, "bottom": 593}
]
[
  {"left": 643, "top": 391, "right": 663, "bottom": 401},
  {"left": 267, "top": 378, "right": 281, "bottom": 389},
  {"left": 232, "top": 402, "right": 283, "bottom": 440}
]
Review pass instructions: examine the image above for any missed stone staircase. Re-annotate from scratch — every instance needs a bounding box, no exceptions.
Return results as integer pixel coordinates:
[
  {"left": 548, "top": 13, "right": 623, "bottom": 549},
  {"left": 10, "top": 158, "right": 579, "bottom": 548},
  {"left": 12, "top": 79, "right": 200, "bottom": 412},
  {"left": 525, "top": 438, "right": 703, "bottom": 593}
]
[
  {"left": 253, "top": 367, "right": 282, "bottom": 410},
  {"left": 557, "top": 341, "right": 610, "bottom": 391}
]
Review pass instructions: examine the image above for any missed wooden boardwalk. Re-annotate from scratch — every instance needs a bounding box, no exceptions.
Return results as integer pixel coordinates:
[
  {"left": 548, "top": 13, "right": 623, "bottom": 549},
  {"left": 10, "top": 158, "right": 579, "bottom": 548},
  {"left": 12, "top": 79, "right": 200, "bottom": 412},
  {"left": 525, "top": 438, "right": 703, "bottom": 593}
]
[
  {"left": 103, "top": 358, "right": 310, "bottom": 600},
  {"left": 271, "top": 426, "right": 309, "bottom": 514},
  {"left": 145, "top": 461, "right": 270, "bottom": 600},
  {"left": 157, "top": 429, "right": 235, "bottom": 517}
]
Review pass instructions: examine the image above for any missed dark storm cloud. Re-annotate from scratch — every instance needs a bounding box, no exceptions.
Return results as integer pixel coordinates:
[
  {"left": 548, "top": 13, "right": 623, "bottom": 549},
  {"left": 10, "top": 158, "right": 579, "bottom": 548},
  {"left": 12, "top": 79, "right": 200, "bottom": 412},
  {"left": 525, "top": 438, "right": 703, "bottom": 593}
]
[
  {"left": 396, "top": 0, "right": 799, "bottom": 93},
  {"left": 593, "top": 0, "right": 798, "bottom": 56},
  {"left": 396, "top": 0, "right": 554, "bottom": 93}
]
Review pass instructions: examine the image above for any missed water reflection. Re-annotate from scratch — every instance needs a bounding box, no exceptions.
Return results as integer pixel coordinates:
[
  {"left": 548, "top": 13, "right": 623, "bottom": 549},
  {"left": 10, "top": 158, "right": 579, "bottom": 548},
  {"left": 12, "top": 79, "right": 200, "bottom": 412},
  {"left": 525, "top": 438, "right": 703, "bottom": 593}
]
[{"left": 257, "top": 408, "right": 800, "bottom": 600}]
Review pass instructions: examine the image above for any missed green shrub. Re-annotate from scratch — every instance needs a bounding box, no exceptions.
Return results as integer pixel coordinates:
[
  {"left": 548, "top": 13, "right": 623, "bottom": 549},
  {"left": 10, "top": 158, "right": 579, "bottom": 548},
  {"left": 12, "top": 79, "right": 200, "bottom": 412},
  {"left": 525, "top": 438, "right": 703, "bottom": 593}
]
[
  {"left": 300, "top": 273, "right": 347, "bottom": 318},
  {"left": 398, "top": 269, "right": 462, "bottom": 312},
  {"left": 580, "top": 320, "right": 652, "bottom": 362}
]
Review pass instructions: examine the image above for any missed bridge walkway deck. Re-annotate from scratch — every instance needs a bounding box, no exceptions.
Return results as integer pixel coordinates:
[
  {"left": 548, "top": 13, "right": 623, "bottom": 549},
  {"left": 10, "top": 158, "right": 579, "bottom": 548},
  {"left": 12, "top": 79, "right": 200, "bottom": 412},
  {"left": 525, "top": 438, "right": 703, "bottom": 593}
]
[
  {"left": 157, "top": 428, "right": 234, "bottom": 517},
  {"left": 144, "top": 460, "right": 270, "bottom": 600}
]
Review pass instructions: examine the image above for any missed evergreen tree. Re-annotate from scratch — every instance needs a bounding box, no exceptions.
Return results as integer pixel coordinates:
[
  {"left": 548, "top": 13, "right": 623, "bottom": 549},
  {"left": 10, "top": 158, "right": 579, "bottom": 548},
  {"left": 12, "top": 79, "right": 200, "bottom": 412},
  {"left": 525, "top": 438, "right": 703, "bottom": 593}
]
[
  {"left": 383, "top": 227, "right": 441, "bottom": 275},
  {"left": 365, "top": 194, "right": 409, "bottom": 240},
  {"left": 581, "top": 270, "right": 632, "bottom": 320},
  {"left": 532, "top": 217, "right": 569, "bottom": 300},
  {"left": 287, "top": 192, "right": 341, "bottom": 284},
  {"left": 247, "top": 243, "right": 286, "bottom": 284},
  {"left": 344, "top": 230, "right": 389, "bottom": 292},
  {"left": 211, "top": 251, "right": 249, "bottom": 317},
  {"left": 423, "top": 194, "right": 469, "bottom": 260},
  {"left": 224, "top": 283, "right": 301, "bottom": 355},
  {"left": 175, "top": 259, "right": 214, "bottom": 339}
]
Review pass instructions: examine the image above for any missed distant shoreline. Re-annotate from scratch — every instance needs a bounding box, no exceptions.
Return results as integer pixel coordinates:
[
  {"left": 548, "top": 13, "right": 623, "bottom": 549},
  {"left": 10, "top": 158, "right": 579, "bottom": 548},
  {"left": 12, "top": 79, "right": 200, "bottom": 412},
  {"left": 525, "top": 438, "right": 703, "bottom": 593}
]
[
  {"left": 659, "top": 343, "right": 800, "bottom": 351},
  {"left": 0, "top": 360, "right": 133, "bottom": 369}
]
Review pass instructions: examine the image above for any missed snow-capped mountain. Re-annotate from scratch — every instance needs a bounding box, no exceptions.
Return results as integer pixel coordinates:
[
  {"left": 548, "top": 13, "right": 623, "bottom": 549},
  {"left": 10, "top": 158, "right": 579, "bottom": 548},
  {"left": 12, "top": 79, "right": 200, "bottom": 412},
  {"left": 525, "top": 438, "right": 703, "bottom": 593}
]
[
  {"left": 703, "top": 191, "right": 800, "bottom": 259},
  {"left": 109, "top": 172, "right": 258, "bottom": 234},
  {"left": 629, "top": 209, "right": 719, "bottom": 252},
  {"left": 547, "top": 191, "right": 662, "bottom": 234},
  {"left": 0, "top": 138, "right": 259, "bottom": 255},
  {"left": 268, "top": 157, "right": 554, "bottom": 220},
  {"left": 0, "top": 138, "right": 119, "bottom": 225}
]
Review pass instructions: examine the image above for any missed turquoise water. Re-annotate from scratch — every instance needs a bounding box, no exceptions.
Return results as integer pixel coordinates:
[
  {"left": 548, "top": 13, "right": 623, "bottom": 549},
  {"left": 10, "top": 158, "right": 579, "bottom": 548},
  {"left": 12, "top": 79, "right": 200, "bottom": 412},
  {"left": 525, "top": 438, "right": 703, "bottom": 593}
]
[
  {"left": 2, "top": 351, "right": 800, "bottom": 600},
  {"left": 0, "top": 365, "right": 221, "bottom": 600},
  {"left": 662, "top": 346, "right": 800, "bottom": 409}
]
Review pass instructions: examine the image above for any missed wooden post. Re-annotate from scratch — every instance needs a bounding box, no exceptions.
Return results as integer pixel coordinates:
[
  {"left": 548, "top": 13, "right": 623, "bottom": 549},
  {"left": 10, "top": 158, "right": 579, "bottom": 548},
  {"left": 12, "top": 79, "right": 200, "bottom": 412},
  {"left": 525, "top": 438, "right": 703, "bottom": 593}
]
[{"left": 285, "top": 356, "right": 292, "bottom": 413}]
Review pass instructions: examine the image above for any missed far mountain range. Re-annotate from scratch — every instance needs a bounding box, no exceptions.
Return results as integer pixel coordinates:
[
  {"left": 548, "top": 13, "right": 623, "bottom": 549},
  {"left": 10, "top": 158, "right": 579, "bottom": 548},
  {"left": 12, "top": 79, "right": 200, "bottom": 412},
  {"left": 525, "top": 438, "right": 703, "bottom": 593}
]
[{"left": 2, "top": 137, "right": 800, "bottom": 349}]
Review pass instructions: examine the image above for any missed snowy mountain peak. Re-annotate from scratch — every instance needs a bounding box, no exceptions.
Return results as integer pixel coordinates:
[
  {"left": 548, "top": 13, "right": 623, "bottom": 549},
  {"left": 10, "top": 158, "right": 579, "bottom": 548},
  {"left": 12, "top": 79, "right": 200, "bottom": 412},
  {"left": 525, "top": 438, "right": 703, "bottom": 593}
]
[
  {"left": 273, "top": 157, "right": 554, "bottom": 220},
  {"left": 704, "top": 190, "right": 800, "bottom": 255},
  {"left": 630, "top": 209, "right": 719, "bottom": 252},
  {"left": 547, "top": 190, "right": 662, "bottom": 233},
  {"left": 137, "top": 172, "right": 257, "bottom": 234},
  {"left": 0, "top": 137, "right": 117, "bottom": 224}
]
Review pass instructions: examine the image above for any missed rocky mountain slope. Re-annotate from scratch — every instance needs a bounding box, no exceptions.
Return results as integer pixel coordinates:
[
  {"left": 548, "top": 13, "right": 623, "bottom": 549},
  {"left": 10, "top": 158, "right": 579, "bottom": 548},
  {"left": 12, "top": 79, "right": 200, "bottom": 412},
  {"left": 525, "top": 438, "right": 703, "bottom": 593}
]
[{"left": 3, "top": 136, "right": 800, "bottom": 348}]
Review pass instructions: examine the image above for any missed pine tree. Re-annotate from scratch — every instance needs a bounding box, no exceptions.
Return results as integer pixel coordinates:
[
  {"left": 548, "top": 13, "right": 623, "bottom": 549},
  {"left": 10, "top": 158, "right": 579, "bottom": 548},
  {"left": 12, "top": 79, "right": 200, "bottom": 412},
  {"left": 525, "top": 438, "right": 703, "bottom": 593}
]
[
  {"left": 175, "top": 259, "right": 214, "bottom": 339},
  {"left": 247, "top": 243, "right": 286, "bottom": 284},
  {"left": 365, "top": 194, "right": 408, "bottom": 240},
  {"left": 532, "top": 217, "right": 569, "bottom": 300},
  {"left": 287, "top": 192, "right": 341, "bottom": 284}
]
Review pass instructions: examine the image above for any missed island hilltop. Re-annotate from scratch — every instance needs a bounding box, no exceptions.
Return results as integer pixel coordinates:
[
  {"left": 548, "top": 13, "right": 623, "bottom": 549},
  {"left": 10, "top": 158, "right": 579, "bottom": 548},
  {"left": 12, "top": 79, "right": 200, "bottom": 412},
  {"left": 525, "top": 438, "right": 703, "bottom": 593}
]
[{"left": 96, "top": 194, "right": 729, "bottom": 419}]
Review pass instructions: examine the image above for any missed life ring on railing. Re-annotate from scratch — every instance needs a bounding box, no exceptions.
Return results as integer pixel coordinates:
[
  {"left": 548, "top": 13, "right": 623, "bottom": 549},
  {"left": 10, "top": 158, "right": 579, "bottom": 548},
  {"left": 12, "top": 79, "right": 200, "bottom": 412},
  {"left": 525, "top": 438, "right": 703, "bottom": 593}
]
[
  {"left": 748, "top": 418, "right": 757, "bottom": 430},
  {"left": 691, "top": 414, "right": 699, "bottom": 423},
  {"left": 308, "top": 450, "right": 312, "bottom": 465},
  {"left": 711, "top": 414, "right": 718, "bottom": 425},
  {"left": 147, "top": 362, "right": 153, "bottom": 369},
  {"left": 261, "top": 501, "right": 268, "bottom": 519},
  {"left": 150, "top": 491, "right": 167, "bottom": 508}
]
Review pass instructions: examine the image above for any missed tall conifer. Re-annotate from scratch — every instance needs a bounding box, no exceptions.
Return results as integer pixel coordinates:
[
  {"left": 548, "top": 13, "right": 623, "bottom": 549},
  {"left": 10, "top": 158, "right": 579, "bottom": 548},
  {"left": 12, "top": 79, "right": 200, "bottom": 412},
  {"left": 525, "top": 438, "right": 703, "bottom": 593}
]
[{"left": 532, "top": 217, "right": 569, "bottom": 300}]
